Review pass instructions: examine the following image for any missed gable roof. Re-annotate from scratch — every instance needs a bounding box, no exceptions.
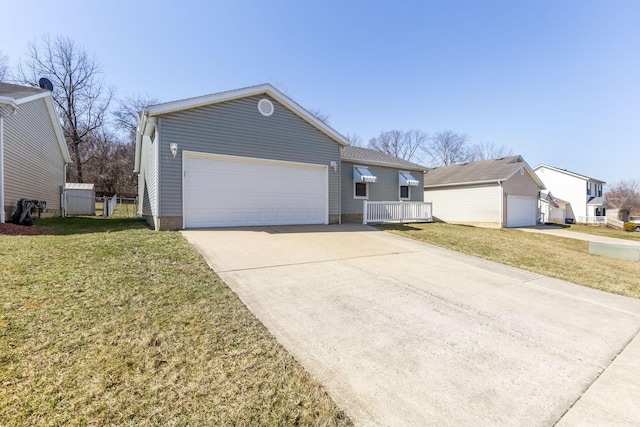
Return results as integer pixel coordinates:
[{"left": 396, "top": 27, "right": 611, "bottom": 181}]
[
  {"left": 0, "top": 82, "right": 71, "bottom": 163},
  {"left": 0, "top": 82, "right": 47, "bottom": 101},
  {"left": 139, "top": 83, "right": 348, "bottom": 144},
  {"left": 533, "top": 164, "right": 605, "bottom": 184},
  {"left": 135, "top": 84, "right": 349, "bottom": 172},
  {"left": 341, "top": 146, "right": 425, "bottom": 171},
  {"left": 423, "top": 155, "right": 545, "bottom": 189}
]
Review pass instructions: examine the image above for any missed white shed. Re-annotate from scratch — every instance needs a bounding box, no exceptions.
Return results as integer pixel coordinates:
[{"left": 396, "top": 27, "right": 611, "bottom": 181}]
[{"left": 65, "top": 183, "right": 95, "bottom": 216}]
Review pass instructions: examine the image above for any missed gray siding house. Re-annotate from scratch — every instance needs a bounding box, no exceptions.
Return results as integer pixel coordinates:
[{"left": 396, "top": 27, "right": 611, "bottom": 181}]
[
  {"left": 135, "top": 84, "right": 428, "bottom": 230},
  {"left": 0, "top": 82, "right": 71, "bottom": 222},
  {"left": 423, "top": 156, "right": 545, "bottom": 228},
  {"left": 135, "top": 84, "right": 348, "bottom": 230},
  {"left": 340, "top": 146, "right": 425, "bottom": 223}
]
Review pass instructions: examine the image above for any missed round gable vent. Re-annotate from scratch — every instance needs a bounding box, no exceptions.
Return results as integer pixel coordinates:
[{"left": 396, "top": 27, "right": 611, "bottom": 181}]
[{"left": 257, "top": 98, "right": 274, "bottom": 116}]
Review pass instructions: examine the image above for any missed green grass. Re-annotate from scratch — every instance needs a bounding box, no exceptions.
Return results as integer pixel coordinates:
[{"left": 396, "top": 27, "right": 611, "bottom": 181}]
[
  {"left": 379, "top": 222, "right": 640, "bottom": 299},
  {"left": 567, "top": 224, "right": 640, "bottom": 242},
  {"left": 0, "top": 217, "right": 351, "bottom": 426},
  {"left": 95, "top": 202, "right": 137, "bottom": 218}
]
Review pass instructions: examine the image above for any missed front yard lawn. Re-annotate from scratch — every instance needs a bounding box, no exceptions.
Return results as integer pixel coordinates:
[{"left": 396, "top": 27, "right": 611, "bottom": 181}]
[
  {"left": 1, "top": 217, "right": 350, "bottom": 426},
  {"left": 379, "top": 223, "right": 640, "bottom": 299},
  {"left": 568, "top": 224, "right": 640, "bottom": 242}
]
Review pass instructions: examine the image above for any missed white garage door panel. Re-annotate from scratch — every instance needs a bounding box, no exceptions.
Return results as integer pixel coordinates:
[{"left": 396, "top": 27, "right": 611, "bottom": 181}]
[
  {"left": 184, "top": 154, "right": 327, "bottom": 228},
  {"left": 507, "top": 196, "right": 537, "bottom": 228}
]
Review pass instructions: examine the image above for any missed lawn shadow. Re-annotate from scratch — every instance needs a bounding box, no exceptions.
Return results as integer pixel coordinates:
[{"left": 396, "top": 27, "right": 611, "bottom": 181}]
[{"left": 35, "top": 217, "right": 151, "bottom": 235}]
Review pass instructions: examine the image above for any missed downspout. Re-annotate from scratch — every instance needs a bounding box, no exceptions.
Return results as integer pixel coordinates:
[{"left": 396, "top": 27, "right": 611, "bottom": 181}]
[
  {"left": 62, "top": 163, "right": 67, "bottom": 217},
  {"left": 498, "top": 180, "right": 504, "bottom": 228},
  {"left": 0, "top": 96, "right": 18, "bottom": 223}
]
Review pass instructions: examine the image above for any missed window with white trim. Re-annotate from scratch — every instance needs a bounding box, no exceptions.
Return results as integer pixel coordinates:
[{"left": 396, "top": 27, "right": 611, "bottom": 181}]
[
  {"left": 399, "top": 185, "right": 410, "bottom": 200},
  {"left": 354, "top": 182, "right": 368, "bottom": 199},
  {"left": 398, "top": 171, "right": 418, "bottom": 200}
]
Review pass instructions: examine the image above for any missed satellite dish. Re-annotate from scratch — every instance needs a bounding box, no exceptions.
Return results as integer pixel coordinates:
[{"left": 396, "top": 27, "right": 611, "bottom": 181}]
[{"left": 38, "top": 77, "right": 53, "bottom": 91}]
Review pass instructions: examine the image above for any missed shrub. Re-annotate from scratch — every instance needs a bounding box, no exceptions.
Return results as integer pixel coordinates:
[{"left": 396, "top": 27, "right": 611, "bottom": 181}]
[{"left": 623, "top": 222, "right": 638, "bottom": 232}]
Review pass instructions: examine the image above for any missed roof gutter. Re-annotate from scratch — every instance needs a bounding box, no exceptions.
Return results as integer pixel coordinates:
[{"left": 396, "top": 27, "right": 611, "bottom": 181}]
[
  {"left": 342, "top": 157, "right": 425, "bottom": 171},
  {"left": 424, "top": 178, "right": 502, "bottom": 189}
]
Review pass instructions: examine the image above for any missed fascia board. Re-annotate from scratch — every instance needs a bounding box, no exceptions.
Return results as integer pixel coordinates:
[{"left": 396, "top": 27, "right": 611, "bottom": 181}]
[
  {"left": 424, "top": 179, "right": 500, "bottom": 189},
  {"left": 13, "top": 91, "right": 49, "bottom": 105},
  {"left": 43, "top": 95, "right": 71, "bottom": 163},
  {"left": 341, "top": 157, "right": 425, "bottom": 171}
]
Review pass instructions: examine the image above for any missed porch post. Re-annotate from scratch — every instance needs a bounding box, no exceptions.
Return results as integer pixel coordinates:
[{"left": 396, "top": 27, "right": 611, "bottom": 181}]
[{"left": 362, "top": 200, "right": 367, "bottom": 224}]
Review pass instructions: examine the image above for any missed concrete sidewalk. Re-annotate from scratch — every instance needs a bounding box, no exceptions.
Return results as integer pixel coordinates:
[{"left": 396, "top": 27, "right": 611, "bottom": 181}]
[
  {"left": 183, "top": 225, "right": 640, "bottom": 426},
  {"left": 516, "top": 225, "right": 640, "bottom": 246}
]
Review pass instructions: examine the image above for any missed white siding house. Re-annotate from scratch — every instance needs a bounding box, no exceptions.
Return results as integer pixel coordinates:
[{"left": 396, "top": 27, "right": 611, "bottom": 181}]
[
  {"left": 0, "top": 82, "right": 71, "bottom": 222},
  {"left": 424, "top": 156, "right": 545, "bottom": 228},
  {"left": 533, "top": 165, "right": 605, "bottom": 223}
]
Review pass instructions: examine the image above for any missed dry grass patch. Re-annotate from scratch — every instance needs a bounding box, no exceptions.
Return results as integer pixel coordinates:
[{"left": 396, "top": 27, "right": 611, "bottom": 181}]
[
  {"left": 379, "top": 223, "right": 640, "bottom": 299},
  {"left": 568, "top": 224, "right": 640, "bottom": 242},
  {"left": 0, "top": 218, "right": 350, "bottom": 426}
]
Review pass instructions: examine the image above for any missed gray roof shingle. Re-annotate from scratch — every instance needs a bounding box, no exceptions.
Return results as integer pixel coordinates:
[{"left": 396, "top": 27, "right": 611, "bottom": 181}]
[
  {"left": 341, "top": 146, "right": 425, "bottom": 170},
  {"left": 0, "top": 82, "right": 47, "bottom": 99},
  {"left": 423, "top": 155, "right": 532, "bottom": 186}
]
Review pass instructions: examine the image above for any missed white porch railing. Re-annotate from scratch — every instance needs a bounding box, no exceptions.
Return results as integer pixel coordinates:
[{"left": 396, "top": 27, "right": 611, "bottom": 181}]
[
  {"left": 577, "top": 216, "right": 624, "bottom": 229},
  {"left": 363, "top": 200, "right": 433, "bottom": 224},
  {"left": 577, "top": 216, "right": 606, "bottom": 225}
]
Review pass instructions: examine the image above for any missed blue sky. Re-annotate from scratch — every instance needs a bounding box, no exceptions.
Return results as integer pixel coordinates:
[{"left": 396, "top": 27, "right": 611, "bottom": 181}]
[{"left": 2, "top": 0, "right": 639, "bottom": 184}]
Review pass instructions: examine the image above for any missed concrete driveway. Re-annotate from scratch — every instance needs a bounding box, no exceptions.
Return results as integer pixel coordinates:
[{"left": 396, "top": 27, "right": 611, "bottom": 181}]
[{"left": 182, "top": 224, "right": 640, "bottom": 426}]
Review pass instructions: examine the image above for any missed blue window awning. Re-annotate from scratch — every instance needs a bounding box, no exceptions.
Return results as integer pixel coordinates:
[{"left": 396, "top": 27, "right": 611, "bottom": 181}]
[
  {"left": 354, "top": 166, "right": 377, "bottom": 183},
  {"left": 399, "top": 171, "right": 419, "bottom": 186}
]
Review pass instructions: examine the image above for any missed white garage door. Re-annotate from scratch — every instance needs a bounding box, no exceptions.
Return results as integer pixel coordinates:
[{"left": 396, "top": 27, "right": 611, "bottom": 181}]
[
  {"left": 184, "top": 153, "right": 327, "bottom": 228},
  {"left": 506, "top": 196, "right": 537, "bottom": 227}
]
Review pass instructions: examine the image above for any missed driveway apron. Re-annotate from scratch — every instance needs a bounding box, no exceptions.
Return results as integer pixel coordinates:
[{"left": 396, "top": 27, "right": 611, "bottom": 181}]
[{"left": 182, "top": 224, "right": 640, "bottom": 426}]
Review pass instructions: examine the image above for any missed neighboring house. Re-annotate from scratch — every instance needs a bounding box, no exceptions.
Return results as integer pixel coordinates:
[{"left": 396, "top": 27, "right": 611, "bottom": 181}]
[
  {"left": 533, "top": 164, "right": 606, "bottom": 223},
  {"left": 0, "top": 82, "right": 71, "bottom": 222},
  {"left": 423, "top": 155, "right": 545, "bottom": 228},
  {"left": 340, "top": 146, "right": 425, "bottom": 223}
]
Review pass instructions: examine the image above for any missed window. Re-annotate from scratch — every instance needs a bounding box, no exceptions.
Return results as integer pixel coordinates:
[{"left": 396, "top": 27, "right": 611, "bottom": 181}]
[
  {"left": 400, "top": 185, "right": 410, "bottom": 199},
  {"left": 354, "top": 182, "right": 368, "bottom": 198},
  {"left": 587, "top": 182, "right": 592, "bottom": 196}
]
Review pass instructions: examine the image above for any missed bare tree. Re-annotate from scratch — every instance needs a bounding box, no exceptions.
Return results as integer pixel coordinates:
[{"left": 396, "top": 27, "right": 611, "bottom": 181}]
[
  {"left": 345, "top": 132, "right": 363, "bottom": 146},
  {"left": 468, "top": 141, "right": 513, "bottom": 161},
  {"left": 425, "top": 131, "right": 470, "bottom": 166},
  {"left": 16, "top": 35, "right": 114, "bottom": 183},
  {"left": 113, "top": 94, "right": 159, "bottom": 143},
  {"left": 308, "top": 108, "right": 330, "bottom": 124},
  {"left": 606, "top": 179, "right": 640, "bottom": 218},
  {"left": 83, "top": 129, "right": 137, "bottom": 195},
  {"left": 0, "top": 51, "right": 9, "bottom": 80},
  {"left": 368, "top": 129, "right": 427, "bottom": 163}
]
